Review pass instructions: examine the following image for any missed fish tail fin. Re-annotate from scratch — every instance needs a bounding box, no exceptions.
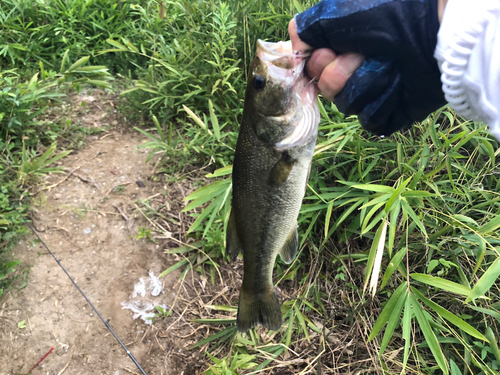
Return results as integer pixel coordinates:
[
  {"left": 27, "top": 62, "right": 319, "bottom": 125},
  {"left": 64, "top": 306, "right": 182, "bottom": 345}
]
[{"left": 237, "top": 286, "right": 282, "bottom": 332}]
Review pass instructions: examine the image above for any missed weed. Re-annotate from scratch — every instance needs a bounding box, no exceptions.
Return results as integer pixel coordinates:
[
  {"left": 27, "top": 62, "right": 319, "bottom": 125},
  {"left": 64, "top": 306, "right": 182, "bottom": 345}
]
[{"left": 135, "top": 226, "right": 155, "bottom": 243}]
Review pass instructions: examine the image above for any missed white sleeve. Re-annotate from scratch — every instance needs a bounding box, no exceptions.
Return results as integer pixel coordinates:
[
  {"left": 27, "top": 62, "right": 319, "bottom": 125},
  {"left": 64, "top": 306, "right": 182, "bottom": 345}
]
[{"left": 434, "top": 0, "right": 500, "bottom": 139}]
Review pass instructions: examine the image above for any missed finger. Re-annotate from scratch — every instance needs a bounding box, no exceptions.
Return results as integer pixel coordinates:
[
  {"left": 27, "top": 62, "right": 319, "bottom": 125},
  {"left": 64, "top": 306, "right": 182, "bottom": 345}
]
[
  {"left": 288, "top": 18, "right": 312, "bottom": 54},
  {"left": 306, "top": 48, "right": 337, "bottom": 80},
  {"left": 318, "top": 53, "right": 365, "bottom": 101}
]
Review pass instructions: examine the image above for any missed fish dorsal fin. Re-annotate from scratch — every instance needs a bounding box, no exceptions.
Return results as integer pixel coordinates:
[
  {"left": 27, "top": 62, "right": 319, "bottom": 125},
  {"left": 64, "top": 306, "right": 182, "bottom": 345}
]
[
  {"left": 279, "top": 224, "right": 298, "bottom": 264},
  {"left": 226, "top": 209, "right": 242, "bottom": 261}
]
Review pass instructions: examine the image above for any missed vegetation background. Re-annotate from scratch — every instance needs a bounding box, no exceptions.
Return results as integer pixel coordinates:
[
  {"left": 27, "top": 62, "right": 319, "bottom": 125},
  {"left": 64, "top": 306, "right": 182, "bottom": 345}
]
[{"left": 1, "top": 0, "right": 500, "bottom": 373}]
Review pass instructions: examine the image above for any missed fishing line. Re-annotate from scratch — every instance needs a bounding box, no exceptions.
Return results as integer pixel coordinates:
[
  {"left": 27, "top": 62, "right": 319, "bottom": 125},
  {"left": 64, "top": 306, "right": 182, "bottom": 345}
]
[{"left": 2, "top": 194, "right": 148, "bottom": 375}]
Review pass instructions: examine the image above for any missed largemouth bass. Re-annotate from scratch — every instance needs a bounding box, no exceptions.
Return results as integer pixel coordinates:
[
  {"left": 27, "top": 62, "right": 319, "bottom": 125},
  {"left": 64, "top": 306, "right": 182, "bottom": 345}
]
[{"left": 227, "top": 40, "right": 320, "bottom": 332}]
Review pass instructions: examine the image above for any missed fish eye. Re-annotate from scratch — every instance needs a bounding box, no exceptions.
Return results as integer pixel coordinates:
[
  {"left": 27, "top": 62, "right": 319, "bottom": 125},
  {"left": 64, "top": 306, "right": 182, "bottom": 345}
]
[{"left": 252, "top": 74, "right": 266, "bottom": 91}]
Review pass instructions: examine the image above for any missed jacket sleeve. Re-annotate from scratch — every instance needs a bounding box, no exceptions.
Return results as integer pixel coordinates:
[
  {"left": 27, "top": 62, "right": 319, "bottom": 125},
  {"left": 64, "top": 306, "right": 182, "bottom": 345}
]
[{"left": 435, "top": 0, "right": 500, "bottom": 138}]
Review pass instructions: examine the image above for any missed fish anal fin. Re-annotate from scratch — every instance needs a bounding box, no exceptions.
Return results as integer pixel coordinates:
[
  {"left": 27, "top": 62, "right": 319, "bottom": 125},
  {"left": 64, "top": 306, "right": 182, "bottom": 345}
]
[
  {"left": 279, "top": 225, "right": 298, "bottom": 264},
  {"left": 237, "top": 286, "right": 282, "bottom": 333},
  {"left": 226, "top": 209, "right": 242, "bottom": 262},
  {"left": 268, "top": 151, "right": 296, "bottom": 186}
]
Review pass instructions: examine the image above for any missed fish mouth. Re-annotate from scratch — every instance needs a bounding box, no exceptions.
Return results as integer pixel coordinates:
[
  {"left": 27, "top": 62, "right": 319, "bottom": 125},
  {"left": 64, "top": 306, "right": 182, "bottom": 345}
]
[
  {"left": 254, "top": 40, "right": 319, "bottom": 151},
  {"left": 257, "top": 40, "right": 311, "bottom": 58},
  {"left": 257, "top": 40, "right": 311, "bottom": 69}
]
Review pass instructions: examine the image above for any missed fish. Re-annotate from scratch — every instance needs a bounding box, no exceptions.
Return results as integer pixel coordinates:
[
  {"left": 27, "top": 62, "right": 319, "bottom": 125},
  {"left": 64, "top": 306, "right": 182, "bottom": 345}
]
[{"left": 227, "top": 39, "right": 320, "bottom": 332}]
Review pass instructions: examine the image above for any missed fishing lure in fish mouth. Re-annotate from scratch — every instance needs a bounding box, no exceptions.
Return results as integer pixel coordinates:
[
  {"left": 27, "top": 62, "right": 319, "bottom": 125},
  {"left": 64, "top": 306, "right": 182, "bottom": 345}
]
[{"left": 227, "top": 39, "right": 320, "bottom": 333}]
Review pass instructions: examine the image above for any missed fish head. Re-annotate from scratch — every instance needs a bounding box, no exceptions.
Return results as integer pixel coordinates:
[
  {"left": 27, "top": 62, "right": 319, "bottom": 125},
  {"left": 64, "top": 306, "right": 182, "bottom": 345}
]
[{"left": 246, "top": 40, "right": 320, "bottom": 151}]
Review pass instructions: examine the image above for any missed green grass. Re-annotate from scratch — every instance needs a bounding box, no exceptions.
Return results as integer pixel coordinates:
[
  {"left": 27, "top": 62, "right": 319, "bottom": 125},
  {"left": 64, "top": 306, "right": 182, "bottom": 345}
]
[{"left": 2, "top": 0, "right": 500, "bottom": 373}]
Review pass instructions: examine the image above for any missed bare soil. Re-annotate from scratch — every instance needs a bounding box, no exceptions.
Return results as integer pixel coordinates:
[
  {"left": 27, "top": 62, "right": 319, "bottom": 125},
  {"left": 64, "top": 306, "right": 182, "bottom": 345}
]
[{"left": 0, "top": 92, "right": 207, "bottom": 375}]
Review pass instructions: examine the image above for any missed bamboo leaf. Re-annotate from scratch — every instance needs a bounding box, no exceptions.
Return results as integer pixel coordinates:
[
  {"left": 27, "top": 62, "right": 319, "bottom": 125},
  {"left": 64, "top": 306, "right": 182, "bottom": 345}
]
[
  {"left": 368, "top": 282, "right": 407, "bottom": 341},
  {"left": 472, "top": 236, "right": 486, "bottom": 279},
  {"left": 450, "top": 359, "right": 461, "bottom": 375},
  {"left": 465, "top": 257, "right": 500, "bottom": 303},
  {"left": 183, "top": 179, "right": 231, "bottom": 209},
  {"left": 160, "top": 259, "right": 188, "bottom": 277},
  {"left": 380, "top": 285, "right": 407, "bottom": 353},
  {"left": 370, "top": 220, "right": 388, "bottom": 296},
  {"left": 387, "top": 201, "right": 400, "bottom": 257},
  {"left": 183, "top": 105, "right": 212, "bottom": 135},
  {"left": 208, "top": 99, "right": 220, "bottom": 140},
  {"left": 479, "top": 139, "right": 495, "bottom": 166},
  {"left": 411, "top": 294, "right": 448, "bottom": 374},
  {"left": 485, "top": 326, "right": 500, "bottom": 362},
  {"left": 468, "top": 306, "right": 500, "bottom": 322},
  {"left": 364, "top": 220, "right": 386, "bottom": 293},
  {"left": 206, "top": 165, "right": 233, "bottom": 178},
  {"left": 327, "top": 198, "right": 365, "bottom": 237},
  {"left": 411, "top": 273, "right": 471, "bottom": 296},
  {"left": 401, "top": 199, "right": 427, "bottom": 235},
  {"left": 65, "top": 56, "right": 90, "bottom": 72},
  {"left": 189, "top": 325, "right": 237, "bottom": 349},
  {"left": 324, "top": 201, "right": 334, "bottom": 239},
  {"left": 292, "top": 0, "right": 304, "bottom": 12},
  {"left": 60, "top": 49, "right": 70, "bottom": 73},
  {"left": 401, "top": 191, "right": 434, "bottom": 198},
  {"left": 401, "top": 296, "right": 412, "bottom": 372},
  {"left": 123, "top": 39, "right": 139, "bottom": 53},
  {"left": 385, "top": 176, "right": 411, "bottom": 213},
  {"left": 478, "top": 215, "right": 500, "bottom": 235},
  {"left": 152, "top": 115, "right": 165, "bottom": 143},
  {"left": 294, "top": 306, "right": 310, "bottom": 342},
  {"left": 412, "top": 287, "right": 488, "bottom": 341},
  {"left": 352, "top": 184, "right": 395, "bottom": 194},
  {"left": 381, "top": 247, "right": 406, "bottom": 290}
]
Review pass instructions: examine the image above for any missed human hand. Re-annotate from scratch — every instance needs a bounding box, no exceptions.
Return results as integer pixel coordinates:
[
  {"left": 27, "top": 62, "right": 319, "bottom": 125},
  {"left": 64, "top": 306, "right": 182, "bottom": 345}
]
[
  {"left": 289, "top": 21, "right": 364, "bottom": 102},
  {"left": 290, "top": 0, "right": 447, "bottom": 136}
]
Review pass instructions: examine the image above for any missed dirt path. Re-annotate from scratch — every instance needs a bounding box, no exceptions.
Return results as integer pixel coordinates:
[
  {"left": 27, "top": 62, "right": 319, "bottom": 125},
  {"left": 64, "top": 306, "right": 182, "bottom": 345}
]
[{"left": 0, "top": 92, "right": 199, "bottom": 375}]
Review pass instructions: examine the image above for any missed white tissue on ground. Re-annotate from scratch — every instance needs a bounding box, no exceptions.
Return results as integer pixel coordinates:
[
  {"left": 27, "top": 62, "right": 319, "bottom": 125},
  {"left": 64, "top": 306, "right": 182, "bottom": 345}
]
[{"left": 121, "top": 271, "right": 167, "bottom": 325}]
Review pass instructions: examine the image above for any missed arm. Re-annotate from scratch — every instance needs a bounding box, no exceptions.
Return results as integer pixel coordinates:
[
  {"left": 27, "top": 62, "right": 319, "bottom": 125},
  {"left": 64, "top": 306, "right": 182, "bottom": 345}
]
[
  {"left": 435, "top": 0, "right": 500, "bottom": 138},
  {"left": 290, "top": 0, "right": 446, "bottom": 136}
]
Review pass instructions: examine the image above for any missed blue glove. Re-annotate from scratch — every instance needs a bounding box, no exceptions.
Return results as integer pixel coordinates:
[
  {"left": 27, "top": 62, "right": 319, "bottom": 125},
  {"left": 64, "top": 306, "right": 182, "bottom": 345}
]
[{"left": 295, "top": 0, "right": 446, "bottom": 136}]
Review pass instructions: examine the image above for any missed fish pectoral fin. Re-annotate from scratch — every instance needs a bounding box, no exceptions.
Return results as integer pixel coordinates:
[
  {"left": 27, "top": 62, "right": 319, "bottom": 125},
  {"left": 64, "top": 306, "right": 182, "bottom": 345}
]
[
  {"left": 237, "top": 286, "right": 282, "bottom": 333},
  {"left": 268, "top": 151, "right": 296, "bottom": 186},
  {"left": 226, "top": 210, "right": 242, "bottom": 262},
  {"left": 279, "top": 224, "right": 298, "bottom": 264}
]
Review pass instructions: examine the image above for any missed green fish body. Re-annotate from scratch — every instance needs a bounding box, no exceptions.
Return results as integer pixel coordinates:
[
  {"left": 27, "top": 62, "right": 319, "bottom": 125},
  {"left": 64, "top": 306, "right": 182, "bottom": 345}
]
[{"left": 227, "top": 40, "right": 320, "bottom": 332}]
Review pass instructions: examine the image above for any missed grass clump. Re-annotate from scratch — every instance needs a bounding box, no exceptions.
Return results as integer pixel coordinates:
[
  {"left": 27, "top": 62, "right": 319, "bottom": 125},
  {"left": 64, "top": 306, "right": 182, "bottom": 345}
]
[
  {"left": 183, "top": 103, "right": 500, "bottom": 373},
  {"left": 0, "top": 0, "right": 153, "bottom": 75},
  {"left": 0, "top": 51, "right": 112, "bottom": 292}
]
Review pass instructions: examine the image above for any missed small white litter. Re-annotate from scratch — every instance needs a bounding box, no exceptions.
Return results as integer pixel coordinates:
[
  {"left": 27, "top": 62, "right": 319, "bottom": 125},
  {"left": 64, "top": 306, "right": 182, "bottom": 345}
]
[{"left": 121, "top": 271, "right": 167, "bottom": 325}]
